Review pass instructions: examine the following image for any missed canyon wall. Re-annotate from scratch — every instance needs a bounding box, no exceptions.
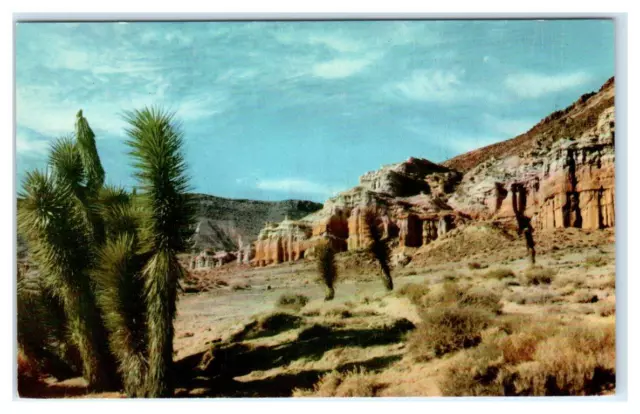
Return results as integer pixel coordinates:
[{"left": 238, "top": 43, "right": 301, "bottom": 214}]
[{"left": 250, "top": 77, "right": 615, "bottom": 267}]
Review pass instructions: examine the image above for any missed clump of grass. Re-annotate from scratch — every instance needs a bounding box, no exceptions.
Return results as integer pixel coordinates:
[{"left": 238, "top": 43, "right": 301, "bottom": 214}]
[
  {"left": 585, "top": 255, "right": 608, "bottom": 268},
  {"left": 521, "top": 267, "right": 557, "bottom": 286},
  {"left": 322, "top": 306, "right": 352, "bottom": 319},
  {"left": 276, "top": 293, "right": 309, "bottom": 312},
  {"left": 593, "top": 273, "right": 616, "bottom": 290},
  {"left": 553, "top": 273, "right": 585, "bottom": 289},
  {"left": 571, "top": 289, "right": 599, "bottom": 304},
  {"left": 232, "top": 282, "right": 251, "bottom": 291},
  {"left": 597, "top": 301, "right": 616, "bottom": 317},
  {"left": 293, "top": 367, "right": 382, "bottom": 397},
  {"left": 484, "top": 268, "right": 515, "bottom": 280},
  {"left": 439, "top": 320, "right": 615, "bottom": 396},
  {"left": 408, "top": 306, "right": 494, "bottom": 361},
  {"left": 396, "top": 282, "right": 430, "bottom": 306},
  {"left": 507, "top": 289, "right": 558, "bottom": 305},
  {"left": 468, "top": 262, "right": 488, "bottom": 270}
]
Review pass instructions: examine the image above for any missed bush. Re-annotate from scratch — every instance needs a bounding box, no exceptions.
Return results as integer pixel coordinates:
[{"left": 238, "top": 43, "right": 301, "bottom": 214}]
[
  {"left": 276, "top": 293, "right": 309, "bottom": 312},
  {"left": 468, "top": 262, "right": 488, "bottom": 270},
  {"left": 297, "top": 324, "right": 333, "bottom": 341},
  {"left": 571, "top": 289, "right": 599, "bottom": 304},
  {"left": 597, "top": 301, "right": 616, "bottom": 317},
  {"left": 439, "top": 320, "right": 615, "bottom": 396},
  {"left": 397, "top": 282, "right": 430, "bottom": 306},
  {"left": 585, "top": 255, "right": 608, "bottom": 268},
  {"left": 521, "top": 267, "right": 557, "bottom": 285},
  {"left": 231, "top": 282, "right": 251, "bottom": 291},
  {"left": 322, "top": 306, "right": 352, "bottom": 319},
  {"left": 506, "top": 289, "right": 558, "bottom": 305},
  {"left": 231, "top": 312, "right": 302, "bottom": 341},
  {"left": 293, "top": 367, "right": 381, "bottom": 397},
  {"left": 408, "top": 306, "right": 493, "bottom": 361},
  {"left": 484, "top": 268, "right": 515, "bottom": 280}
]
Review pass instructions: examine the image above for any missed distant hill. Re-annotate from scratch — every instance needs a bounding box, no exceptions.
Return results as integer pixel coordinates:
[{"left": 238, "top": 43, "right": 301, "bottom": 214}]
[{"left": 189, "top": 194, "right": 322, "bottom": 252}]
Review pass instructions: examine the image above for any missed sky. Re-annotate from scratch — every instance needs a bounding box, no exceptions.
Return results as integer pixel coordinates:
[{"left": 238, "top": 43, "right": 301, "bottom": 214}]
[{"left": 15, "top": 20, "right": 615, "bottom": 203}]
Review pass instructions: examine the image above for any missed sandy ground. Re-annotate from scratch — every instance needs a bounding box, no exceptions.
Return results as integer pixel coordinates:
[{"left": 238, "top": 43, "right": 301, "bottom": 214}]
[{"left": 19, "top": 225, "right": 616, "bottom": 399}]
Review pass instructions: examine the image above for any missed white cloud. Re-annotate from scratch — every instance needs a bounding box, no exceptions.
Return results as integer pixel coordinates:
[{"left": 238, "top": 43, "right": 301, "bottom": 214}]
[
  {"left": 16, "top": 131, "right": 51, "bottom": 156},
  {"left": 392, "top": 69, "right": 464, "bottom": 102},
  {"left": 255, "top": 178, "right": 342, "bottom": 196},
  {"left": 505, "top": 71, "right": 592, "bottom": 99},
  {"left": 312, "top": 58, "right": 373, "bottom": 79},
  {"left": 308, "top": 34, "right": 363, "bottom": 53}
]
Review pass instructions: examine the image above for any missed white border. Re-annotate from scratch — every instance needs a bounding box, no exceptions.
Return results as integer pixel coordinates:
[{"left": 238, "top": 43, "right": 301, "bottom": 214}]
[{"left": 2, "top": 2, "right": 637, "bottom": 414}]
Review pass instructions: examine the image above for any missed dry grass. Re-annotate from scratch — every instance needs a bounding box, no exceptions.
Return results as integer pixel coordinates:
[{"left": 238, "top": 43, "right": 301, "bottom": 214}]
[
  {"left": 396, "top": 282, "right": 430, "bottom": 306},
  {"left": 593, "top": 273, "right": 616, "bottom": 290},
  {"left": 553, "top": 273, "right": 585, "bottom": 289},
  {"left": 506, "top": 288, "right": 559, "bottom": 305},
  {"left": 484, "top": 268, "right": 515, "bottom": 280},
  {"left": 276, "top": 293, "right": 309, "bottom": 312},
  {"left": 322, "top": 306, "right": 353, "bottom": 319},
  {"left": 571, "top": 289, "right": 599, "bottom": 304},
  {"left": 520, "top": 267, "right": 557, "bottom": 286},
  {"left": 597, "top": 301, "right": 616, "bottom": 317},
  {"left": 408, "top": 306, "right": 494, "bottom": 361},
  {"left": 468, "top": 262, "right": 488, "bottom": 270},
  {"left": 293, "top": 367, "right": 383, "bottom": 397},
  {"left": 584, "top": 255, "right": 608, "bottom": 268},
  {"left": 439, "top": 319, "right": 615, "bottom": 396}
]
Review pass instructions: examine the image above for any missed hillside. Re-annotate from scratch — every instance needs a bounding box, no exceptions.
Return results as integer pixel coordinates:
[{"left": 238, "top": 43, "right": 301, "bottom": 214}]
[
  {"left": 190, "top": 194, "right": 322, "bottom": 252},
  {"left": 443, "top": 77, "right": 614, "bottom": 172}
]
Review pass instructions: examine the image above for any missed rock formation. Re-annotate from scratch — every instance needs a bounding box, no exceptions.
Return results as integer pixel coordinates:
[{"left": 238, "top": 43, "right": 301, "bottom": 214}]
[{"left": 250, "top": 77, "right": 616, "bottom": 268}]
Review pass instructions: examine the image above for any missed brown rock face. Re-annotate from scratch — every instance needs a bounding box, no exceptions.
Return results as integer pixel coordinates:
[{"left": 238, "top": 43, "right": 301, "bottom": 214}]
[
  {"left": 449, "top": 79, "right": 615, "bottom": 231},
  {"left": 251, "top": 78, "right": 615, "bottom": 267}
]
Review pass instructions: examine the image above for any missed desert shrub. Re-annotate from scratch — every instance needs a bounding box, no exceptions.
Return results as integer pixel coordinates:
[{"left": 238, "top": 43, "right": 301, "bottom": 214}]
[
  {"left": 467, "top": 262, "right": 488, "bottom": 270},
  {"left": 585, "top": 255, "right": 608, "bottom": 268},
  {"left": 593, "top": 273, "right": 616, "bottom": 290},
  {"left": 322, "top": 306, "right": 352, "bottom": 319},
  {"left": 506, "top": 288, "right": 558, "bottom": 305},
  {"left": 439, "top": 321, "right": 615, "bottom": 396},
  {"left": 572, "top": 289, "right": 599, "bottom": 304},
  {"left": 231, "top": 282, "right": 251, "bottom": 291},
  {"left": 396, "top": 282, "right": 430, "bottom": 306},
  {"left": 597, "top": 301, "right": 616, "bottom": 317},
  {"left": 521, "top": 267, "right": 557, "bottom": 285},
  {"left": 421, "top": 282, "right": 503, "bottom": 315},
  {"left": 553, "top": 273, "right": 585, "bottom": 289},
  {"left": 293, "top": 367, "right": 382, "bottom": 397},
  {"left": 402, "top": 270, "right": 418, "bottom": 276},
  {"left": 408, "top": 306, "right": 494, "bottom": 361},
  {"left": 484, "top": 268, "right": 515, "bottom": 280},
  {"left": 276, "top": 293, "right": 309, "bottom": 312},
  {"left": 460, "top": 285, "right": 504, "bottom": 315}
]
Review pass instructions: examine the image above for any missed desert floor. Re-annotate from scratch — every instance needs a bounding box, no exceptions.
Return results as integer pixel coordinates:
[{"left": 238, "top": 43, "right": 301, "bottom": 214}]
[{"left": 19, "top": 224, "right": 617, "bottom": 398}]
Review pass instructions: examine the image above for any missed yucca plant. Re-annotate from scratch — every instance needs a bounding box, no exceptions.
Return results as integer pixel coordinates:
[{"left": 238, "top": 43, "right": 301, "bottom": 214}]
[
  {"left": 363, "top": 208, "right": 393, "bottom": 291},
  {"left": 17, "top": 170, "right": 115, "bottom": 390},
  {"left": 124, "top": 107, "right": 194, "bottom": 397},
  {"left": 316, "top": 242, "right": 337, "bottom": 301},
  {"left": 17, "top": 107, "right": 193, "bottom": 397}
]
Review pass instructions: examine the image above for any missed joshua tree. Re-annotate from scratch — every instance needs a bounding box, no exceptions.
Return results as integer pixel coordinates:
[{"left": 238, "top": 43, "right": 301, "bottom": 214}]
[
  {"left": 316, "top": 242, "right": 337, "bottom": 301},
  {"left": 17, "top": 107, "right": 193, "bottom": 397},
  {"left": 510, "top": 183, "right": 536, "bottom": 265},
  {"left": 364, "top": 208, "right": 393, "bottom": 291},
  {"left": 123, "top": 107, "right": 194, "bottom": 397}
]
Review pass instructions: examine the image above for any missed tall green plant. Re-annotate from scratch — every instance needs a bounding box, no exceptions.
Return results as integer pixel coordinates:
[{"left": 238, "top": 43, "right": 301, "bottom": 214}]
[
  {"left": 17, "top": 170, "right": 114, "bottom": 390},
  {"left": 364, "top": 208, "right": 393, "bottom": 291},
  {"left": 316, "top": 242, "right": 337, "bottom": 301},
  {"left": 17, "top": 107, "right": 193, "bottom": 397},
  {"left": 124, "top": 107, "right": 194, "bottom": 397}
]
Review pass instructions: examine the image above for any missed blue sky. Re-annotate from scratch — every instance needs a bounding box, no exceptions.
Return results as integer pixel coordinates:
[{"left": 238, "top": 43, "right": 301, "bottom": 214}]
[{"left": 15, "top": 20, "right": 614, "bottom": 203}]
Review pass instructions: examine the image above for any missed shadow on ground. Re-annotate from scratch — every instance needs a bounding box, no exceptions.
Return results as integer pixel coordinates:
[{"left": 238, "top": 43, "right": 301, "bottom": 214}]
[{"left": 174, "top": 319, "right": 414, "bottom": 397}]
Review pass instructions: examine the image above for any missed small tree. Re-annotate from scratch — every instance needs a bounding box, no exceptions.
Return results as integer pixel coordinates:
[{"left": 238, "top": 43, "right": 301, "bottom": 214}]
[
  {"left": 510, "top": 183, "right": 536, "bottom": 265},
  {"left": 364, "top": 208, "right": 393, "bottom": 291},
  {"left": 316, "top": 242, "right": 337, "bottom": 301}
]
